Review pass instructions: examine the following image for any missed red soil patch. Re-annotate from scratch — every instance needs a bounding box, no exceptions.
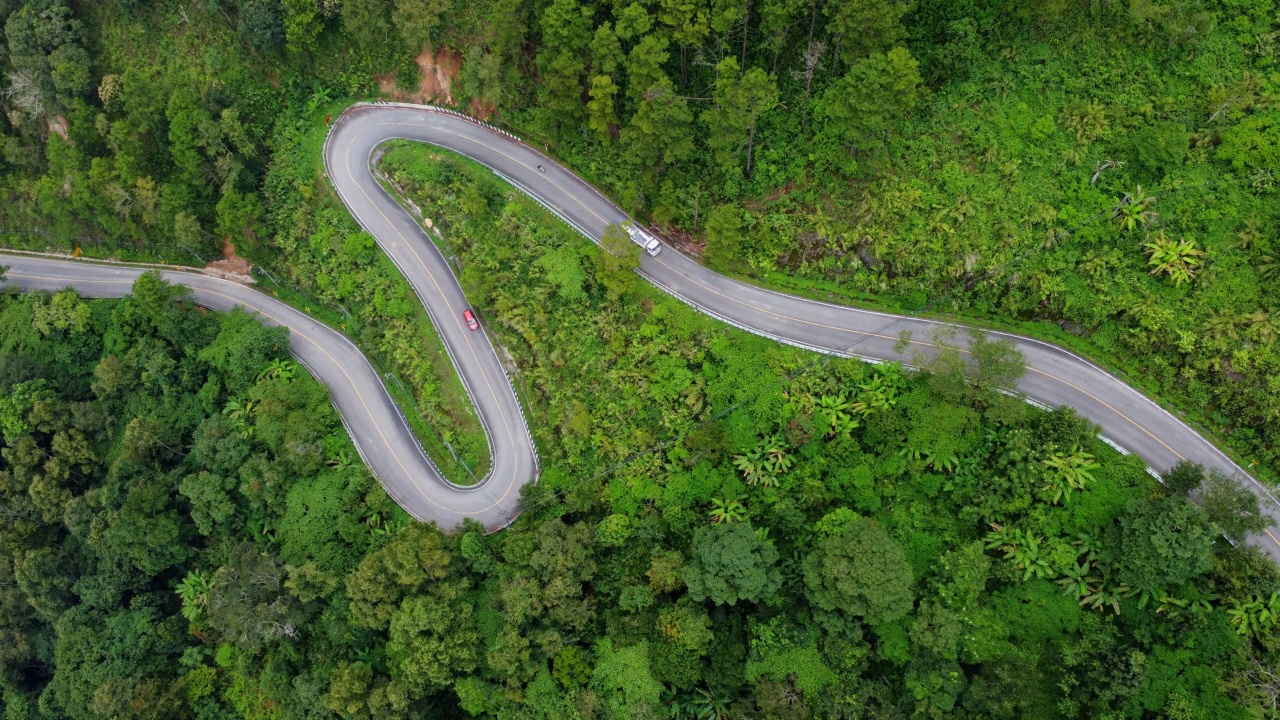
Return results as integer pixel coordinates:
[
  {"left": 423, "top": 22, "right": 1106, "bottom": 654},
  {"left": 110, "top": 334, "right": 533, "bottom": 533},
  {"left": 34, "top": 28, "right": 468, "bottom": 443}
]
[
  {"left": 204, "top": 238, "right": 253, "bottom": 281},
  {"left": 655, "top": 224, "right": 705, "bottom": 257},
  {"left": 377, "top": 47, "right": 463, "bottom": 105},
  {"left": 469, "top": 97, "right": 497, "bottom": 121}
]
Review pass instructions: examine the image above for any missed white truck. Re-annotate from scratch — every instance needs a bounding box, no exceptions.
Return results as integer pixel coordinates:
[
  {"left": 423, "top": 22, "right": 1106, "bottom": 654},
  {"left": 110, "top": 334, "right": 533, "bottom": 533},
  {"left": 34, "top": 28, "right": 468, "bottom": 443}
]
[{"left": 623, "top": 221, "right": 662, "bottom": 256}]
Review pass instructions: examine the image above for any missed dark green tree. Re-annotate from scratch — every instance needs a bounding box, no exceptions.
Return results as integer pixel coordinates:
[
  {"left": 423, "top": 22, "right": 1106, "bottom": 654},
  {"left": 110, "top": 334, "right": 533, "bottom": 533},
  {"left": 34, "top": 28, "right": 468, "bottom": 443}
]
[
  {"left": 684, "top": 521, "right": 781, "bottom": 605},
  {"left": 1162, "top": 460, "right": 1205, "bottom": 497},
  {"left": 803, "top": 512, "right": 914, "bottom": 625},
  {"left": 206, "top": 544, "right": 305, "bottom": 651},
  {"left": 622, "top": 76, "right": 694, "bottom": 168},
  {"left": 824, "top": 0, "right": 912, "bottom": 65},
  {"left": 1201, "top": 469, "right": 1271, "bottom": 543},
  {"left": 821, "top": 47, "right": 922, "bottom": 155},
  {"left": 239, "top": 0, "right": 285, "bottom": 54},
  {"left": 702, "top": 57, "right": 779, "bottom": 176},
  {"left": 393, "top": 0, "right": 446, "bottom": 51},
  {"left": 1104, "top": 497, "right": 1215, "bottom": 593}
]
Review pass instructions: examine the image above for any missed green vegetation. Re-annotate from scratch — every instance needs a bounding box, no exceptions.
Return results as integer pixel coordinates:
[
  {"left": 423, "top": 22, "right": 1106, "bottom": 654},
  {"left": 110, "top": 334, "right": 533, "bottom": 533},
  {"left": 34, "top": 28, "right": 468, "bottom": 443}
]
[
  {"left": 0, "top": 0, "right": 1273, "bottom": 482},
  {"left": 2, "top": 0, "right": 1280, "bottom": 716},
  {"left": 6, "top": 171, "right": 1280, "bottom": 716}
]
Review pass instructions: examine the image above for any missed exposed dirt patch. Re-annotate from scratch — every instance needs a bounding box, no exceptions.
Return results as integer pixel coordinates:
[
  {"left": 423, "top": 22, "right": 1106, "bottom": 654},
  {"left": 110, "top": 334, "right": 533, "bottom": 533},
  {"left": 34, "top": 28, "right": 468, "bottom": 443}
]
[
  {"left": 204, "top": 238, "right": 254, "bottom": 282},
  {"left": 376, "top": 47, "right": 463, "bottom": 105},
  {"left": 469, "top": 97, "right": 497, "bottom": 120},
  {"left": 655, "top": 224, "right": 705, "bottom": 257},
  {"left": 421, "top": 47, "right": 460, "bottom": 103},
  {"left": 763, "top": 181, "right": 793, "bottom": 203},
  {"left": 47, "top": 115, "right": 68, "bottom": 141}
]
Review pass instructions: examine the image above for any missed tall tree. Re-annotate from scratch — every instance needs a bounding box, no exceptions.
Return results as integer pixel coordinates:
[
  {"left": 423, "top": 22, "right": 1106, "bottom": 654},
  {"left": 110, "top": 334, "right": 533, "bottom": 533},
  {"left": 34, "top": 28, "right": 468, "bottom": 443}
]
[
  {"left": 341, "top": 0, "right": 392, "bottom": 51},
  {"left": 823, "top": 0, "right": 912, "bottom": 66},
  {"left": 820, "top": 46, "right": 922, "bottom": 156},
  {"left": 591, "top": 22, "right": 624, "bottom": 76},
  {"left": 701, "top": 57, "right": 779, "bottom": 176},
  {"left": 587, "top": 74, "right": 620, "bottom": 142},
  {"left": 622, "top": 76, "right": 694, "bottom": 168},
  {"left": 393, "top": 0, "right": 447, "bottom": 51},
  {"left": 803, "top": 512, "right": 914, "bottom": 625},
  {"left": 624, "top": 34, "right": 670, "bottom": 104},
  {"left": 684, "top": 521, "right": 781, "bottom": 605},
  {"left": 703, "top": 204, "right": 745, "bottom": 266}
]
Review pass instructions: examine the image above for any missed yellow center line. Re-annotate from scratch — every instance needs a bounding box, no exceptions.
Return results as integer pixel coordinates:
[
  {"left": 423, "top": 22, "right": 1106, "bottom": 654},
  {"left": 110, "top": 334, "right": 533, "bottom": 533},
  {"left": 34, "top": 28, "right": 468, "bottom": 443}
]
[
  {"left": 6, "top": 269, "right": 493, "bottom": 517},
  {"left": 386, "top": 113, "right": 1187, "bottom": 466},
  {"left": 343, "top": 122, "right": 522, "bottom": 512}
]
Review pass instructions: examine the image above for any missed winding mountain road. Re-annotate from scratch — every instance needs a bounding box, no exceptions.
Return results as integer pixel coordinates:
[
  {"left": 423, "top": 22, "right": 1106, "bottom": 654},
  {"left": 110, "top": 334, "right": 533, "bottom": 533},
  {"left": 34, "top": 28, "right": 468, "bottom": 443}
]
[{"left": 3, "top": 102, "right": 1276, "bottom": 555}]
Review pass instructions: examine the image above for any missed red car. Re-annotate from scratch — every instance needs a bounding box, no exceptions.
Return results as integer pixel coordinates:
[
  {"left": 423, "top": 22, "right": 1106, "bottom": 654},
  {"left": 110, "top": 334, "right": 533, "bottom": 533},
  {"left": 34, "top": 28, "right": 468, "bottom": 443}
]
[{"left": 463, "top": 309, "right": 479, "bottom": 331}]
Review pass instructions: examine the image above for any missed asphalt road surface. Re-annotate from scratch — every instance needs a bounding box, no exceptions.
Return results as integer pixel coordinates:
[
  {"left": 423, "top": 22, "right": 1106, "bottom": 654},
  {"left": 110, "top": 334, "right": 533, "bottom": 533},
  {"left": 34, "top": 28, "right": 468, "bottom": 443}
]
[
  {"left": 0, "top": 253, "right": 533, "bottom": 531},
  {"left": 3, "top": 101, "right": 1275, "bottom": 553}
]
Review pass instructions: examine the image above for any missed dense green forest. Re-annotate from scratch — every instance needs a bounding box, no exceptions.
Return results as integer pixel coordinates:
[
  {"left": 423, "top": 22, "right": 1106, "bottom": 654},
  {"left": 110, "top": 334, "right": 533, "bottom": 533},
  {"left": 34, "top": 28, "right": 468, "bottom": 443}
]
[
  {"left": 0, "top": 0, "right": 1274, "bottom": 481},
  {"left": 3, "top": 149, "right": 1280, "bottom": 719},
  {"left": 2, "top": 0, "right": 1280, "bottom": 716}
]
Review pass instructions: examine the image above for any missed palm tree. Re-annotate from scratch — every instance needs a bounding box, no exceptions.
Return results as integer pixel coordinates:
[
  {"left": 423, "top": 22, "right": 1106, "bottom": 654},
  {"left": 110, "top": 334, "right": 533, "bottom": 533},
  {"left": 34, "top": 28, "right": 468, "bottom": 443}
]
[
  {"left": 1259, "top": 255, "right": 1278, "bottom": 281},
  {"left": 985, "top": 524, "right": 1054, "bottom": 581},
  {"left": 1228, "top": 592, "right": 1280, "bottom": 641},
  {"left": 708, "top": 495, "right": 747, "bottom": 524},
  {"left": 1062, "top": 99, "right": 1109, "bottom": 141},
  {"left": 175, "top": 570, "right": 212, "bottom": 624},
  {"left": 817, "top": 393, "right": 857, "bottom": 438},
  {"left": 1202, "top": 308, "right": 1241, "bottom": 353},
  {"left": 734, "top": 436, "right": 792, "bottom": 487},
  {"left": 1057, "top": 561, "right": 1094, "bottom": 601},
  {"left": 1077, "top": 250, "right": 1114, "bottom": 279},
  {"left": 1082, "top": 577, "right": 1130, "bottom": 615},
  {"left": 689, "top": 688, "right": 730, "bottom": 720},
  {"left": 1073, "top": 530, "right": 1102, "bottom": 562},
  {"left": 1143, "top": 230, "right": 1204, "bottom": 285},
  {"left": 924, "top": 449, "right": 960, "bottom": 473},
  {"left": 1231, "top": 214, "right": 1264, "bottom": 250},
  {"left": 1041, "top": 445, "right": 1101, "bottom": 504},
  {"left": 856, "top": 373, "right": 900, "bottom": 415},
  {"left": 1113, "top": 186, "right": 1157, "bottom": 232},
  {"left": 1156, "top": 587, "right": 1217, "bottom": 621},
  {"left": 222, "top": 398, "right": 257, "bottom": 438},
  {"left": 1245, "top": 311, "right": 1279, "bottom": 345},
  {"left": 257, "top": 359, "right": 297, "bottom": 382},
  {"left": 732, "top": 447, "right": 767, "bottom": 486}
]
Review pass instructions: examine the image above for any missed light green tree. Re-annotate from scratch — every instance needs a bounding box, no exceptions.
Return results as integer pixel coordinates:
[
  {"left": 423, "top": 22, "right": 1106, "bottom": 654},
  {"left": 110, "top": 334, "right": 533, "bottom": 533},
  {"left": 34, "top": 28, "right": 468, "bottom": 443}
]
[
  {"left": 591, "top": 22, "right": 623, "bottom": 75},
  {"left": 703, "top": 204, "right": 744, "bottom": 267},
  {"left": 387, "top": 586, "right": 479, "bottom": 695},
  {"left": 595, "top": 224, "right": 641, "bottom": 301},
  {"left": 590, "top": 639, "right": 663, "bottom": 720},
  {"left": 586, "top": 74, "right": 620, "bottom": 142},
  {"left": 1143, "top": 230, "right": 1204, "bottom": 286}
]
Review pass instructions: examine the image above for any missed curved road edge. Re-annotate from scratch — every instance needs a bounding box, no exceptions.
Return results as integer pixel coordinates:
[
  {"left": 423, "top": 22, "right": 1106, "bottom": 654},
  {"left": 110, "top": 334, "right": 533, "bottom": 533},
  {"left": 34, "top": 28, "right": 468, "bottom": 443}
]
[
  {"left": 0, "top": 254, "right": 531, "bottom": 531},
  {"left": 323, "top": 102, "right": 1280, "bottom": 559}
]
